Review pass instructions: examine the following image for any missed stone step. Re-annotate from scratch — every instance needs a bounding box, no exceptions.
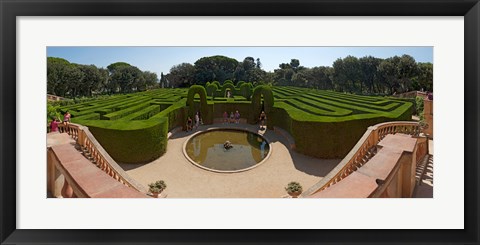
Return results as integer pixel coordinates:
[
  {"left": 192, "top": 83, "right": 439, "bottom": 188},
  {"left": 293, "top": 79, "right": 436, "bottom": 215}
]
[{"left": 415, "top": 154, "right": 431, "bottom": 186}]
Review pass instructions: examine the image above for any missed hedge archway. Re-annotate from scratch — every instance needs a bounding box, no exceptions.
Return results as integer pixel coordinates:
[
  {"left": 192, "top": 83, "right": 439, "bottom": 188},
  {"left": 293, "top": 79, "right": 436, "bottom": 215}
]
[
  {"left": 206, "top": 83, "right": 218, "bottom": 97},
  {"left": 187, "top": 85, "right": 208, "bottom": 119},
  {"left": 240, "top": 82, "right": 253, "bottom": 100},
  {"left": 251, "top": 85, "right": 274, "bottom": 122},
  {"left": 222, "top": 83, "right": 236, "bottom": 97},
  {"left": 223, "top": 80, "right": 234, "bottom": 86},
  {"left": 211, "top": 81, "right": 221, "bottom": 89},
  {"left": 236, "top": 81, "right": 246, "bottom": 88}
]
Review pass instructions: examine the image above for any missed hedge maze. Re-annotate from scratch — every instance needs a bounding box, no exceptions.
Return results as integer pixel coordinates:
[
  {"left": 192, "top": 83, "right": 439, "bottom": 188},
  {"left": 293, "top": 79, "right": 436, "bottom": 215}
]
[
  {"left": 272, "top": 87, "right": 412, "bottom": 121},
  {"left": 60, "top": 88, "right": 189, "bottom": 163},
  {"left": 58, "top": 83, "right": 413, "bottom": 163},
  {"left": 270, "top": 87, "right": 413, "bottom": 158}
]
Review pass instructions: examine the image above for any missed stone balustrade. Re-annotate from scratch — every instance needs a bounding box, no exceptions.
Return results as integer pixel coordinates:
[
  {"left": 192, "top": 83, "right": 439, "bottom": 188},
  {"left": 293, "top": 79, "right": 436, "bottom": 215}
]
[
  {"left": 48, "top": 141, "right": 149, "bottom": 198},
  {"left": 51, "top": 123, "right": 148, "bottom": 195},
  {"left": 302, "top": 121, "right": 424, "bottom": 197},
  {"left": 423, "top": 98, "right": 433, "bottom": 137}
]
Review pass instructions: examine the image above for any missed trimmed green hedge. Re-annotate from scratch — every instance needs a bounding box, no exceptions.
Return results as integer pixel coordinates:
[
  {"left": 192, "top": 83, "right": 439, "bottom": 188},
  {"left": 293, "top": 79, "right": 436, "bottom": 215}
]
[
  {"left": 251, "top": 85, "right": 274, "bottom": 125},
  {"left": 61, "top": 86, "right": 413, "bottom": 162},
  {"left": 221, "top": 83, "right": 236, "bottom": 97},
  {"left": 223, "top": 80, "right": 234, "bottom": 86},
  {"left": 206, "top": 83, "right": 218, "bottom": 97},
  {"left": 236, "top": 81, "right": 246, "bottom": 88},
  {"left": 187, "top": 85, "right": 208, "bottom": 119},
  {"left": 88, "top": 117, "right": 169, "bottom": 163},
  {"left": 240, "top": 82, "right": 253, "bottom": 100},
  {"left": 268, "top": 87, "right": 413, "bottom": 158},
  {"left": 211, "top": 81, "right": 221, "bottom": 89}
]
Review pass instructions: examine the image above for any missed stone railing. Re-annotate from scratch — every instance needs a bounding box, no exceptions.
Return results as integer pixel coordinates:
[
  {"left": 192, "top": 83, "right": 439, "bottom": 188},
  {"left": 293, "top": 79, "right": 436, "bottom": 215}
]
[
  {"left": 48, "top": 141, "right": 149, "bottom": 198},
  {"left": 57, "top": 123, "right": 147, "bottom": 194},
  {"left": 415, "top": 136, "right": 429, "bottom": 164},
  {"left": 302, "top": 121, "right": 420, "bottom": 197}
]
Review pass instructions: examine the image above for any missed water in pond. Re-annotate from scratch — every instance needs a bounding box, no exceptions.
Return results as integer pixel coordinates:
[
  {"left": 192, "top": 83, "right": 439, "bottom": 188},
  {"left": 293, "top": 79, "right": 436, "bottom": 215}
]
[{"left": 185, "top": 129, "right": 270, "bottom": 171}]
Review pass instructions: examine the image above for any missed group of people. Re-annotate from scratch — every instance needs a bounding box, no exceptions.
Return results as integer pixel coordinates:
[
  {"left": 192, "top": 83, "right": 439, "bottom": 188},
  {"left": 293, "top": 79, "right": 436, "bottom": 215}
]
[
  {"left": 223, "top": 111, "right": 241, "bottom": 124},
  {"left": 49, "top": 111, "right": 71, "bottom": 133},
  {"left": 186, "top": 111, "right": 202, "bottom": 132}
]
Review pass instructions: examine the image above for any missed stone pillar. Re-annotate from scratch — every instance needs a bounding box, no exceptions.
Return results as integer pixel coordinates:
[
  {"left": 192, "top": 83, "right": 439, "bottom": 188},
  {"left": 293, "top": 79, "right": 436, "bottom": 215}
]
[{"left": 423, "top": 98, "right": 433, "bottom": 137}]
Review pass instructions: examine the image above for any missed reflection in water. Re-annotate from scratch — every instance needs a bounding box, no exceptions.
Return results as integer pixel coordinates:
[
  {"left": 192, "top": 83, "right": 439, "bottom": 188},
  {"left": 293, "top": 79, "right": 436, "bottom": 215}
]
[
  {"left": 193, "top": 137, "right": 201, "bottom": 157},
  {"left": 185, "top": 130, "right": 270, "bottom": 171},
  {"left": 260, "top": 141, "right": 266, "bottom": 159}
]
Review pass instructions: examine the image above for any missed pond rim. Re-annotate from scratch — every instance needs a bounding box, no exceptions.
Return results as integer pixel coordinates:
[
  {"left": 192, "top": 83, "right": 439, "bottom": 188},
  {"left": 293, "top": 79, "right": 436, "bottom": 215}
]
[{"left": 182, "top": 126, "right": 273, "bottom": 174}]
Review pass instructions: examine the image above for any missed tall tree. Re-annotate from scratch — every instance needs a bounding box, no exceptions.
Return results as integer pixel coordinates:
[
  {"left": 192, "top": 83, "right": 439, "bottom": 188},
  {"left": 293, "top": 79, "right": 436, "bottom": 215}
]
[
  {"left": 78, "top": 64, "right": 104, "bottom": 96},
  {"left": 359, "top": 56, "right": 382, "bottom": 93},
  {"left": 143, "top": 71, "right": 159, "bottom": 90},
  {"left": 194, "top": 55, "right": 238, "bottom": 84},
  {"left": 290, "top": 59, "right": 300, "bottom": 72},
  {"left": 415, "top": 62, "right": 433, "bottom": 92},
  {"left": 167, "top": 63, "right": 195, "bottom": 88},
  {"left": 397, "top": 55, "right": 419, "bottom": 93},
  {"left": 378, "top": 56, "right": 400, "bottom": 94},
  {"left": 332, "top": 56, "right": 362, "bottom": 92}
]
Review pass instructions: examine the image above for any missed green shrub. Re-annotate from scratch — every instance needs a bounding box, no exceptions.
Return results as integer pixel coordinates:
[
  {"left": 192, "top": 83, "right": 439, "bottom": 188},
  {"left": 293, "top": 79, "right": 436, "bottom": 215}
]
[
  {"left": 415, "top": 96, "right": 424, "bottom": 115},
  {"left": 148, "top": 180, "right": 167, "bottom": 193},
  {"left": 285, "top": 182, "right": 303, "bottom": 193},
  {"left": 47, "top": 103, "right": 62, "bottom": 122}
]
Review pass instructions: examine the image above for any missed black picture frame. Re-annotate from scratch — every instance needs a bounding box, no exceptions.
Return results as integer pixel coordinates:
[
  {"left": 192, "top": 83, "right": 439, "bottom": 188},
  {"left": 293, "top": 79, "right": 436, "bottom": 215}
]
[{"left": 1, "top": 0, "right": 479, "bottom": 244}]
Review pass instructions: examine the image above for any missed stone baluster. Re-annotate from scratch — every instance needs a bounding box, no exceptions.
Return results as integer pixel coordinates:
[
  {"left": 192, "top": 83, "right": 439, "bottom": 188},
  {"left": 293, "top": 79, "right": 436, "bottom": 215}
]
[{"left": 61, "top": 179, "right": 74, "bottom": 198}]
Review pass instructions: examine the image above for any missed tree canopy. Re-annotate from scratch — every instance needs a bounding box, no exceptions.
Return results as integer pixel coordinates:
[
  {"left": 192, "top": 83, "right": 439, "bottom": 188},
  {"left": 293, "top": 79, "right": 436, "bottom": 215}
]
[
  {"left": 47, "top": 58, "right": 158, "bottom": 98},
  {"left": 48, "top": 52, "right": 433, "bottom": 98}
]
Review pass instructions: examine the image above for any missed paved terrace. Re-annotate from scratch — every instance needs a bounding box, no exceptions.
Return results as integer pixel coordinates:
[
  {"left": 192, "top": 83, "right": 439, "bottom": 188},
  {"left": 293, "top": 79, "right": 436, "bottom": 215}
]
[{"left": 118, "top": 123, "right": 341, "bottom": 198}]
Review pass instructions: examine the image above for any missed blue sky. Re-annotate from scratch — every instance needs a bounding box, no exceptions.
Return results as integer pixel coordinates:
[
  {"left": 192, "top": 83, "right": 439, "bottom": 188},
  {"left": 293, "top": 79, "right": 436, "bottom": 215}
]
[{"left": 47, "top": 47, "right": 433, "bottom": 75}]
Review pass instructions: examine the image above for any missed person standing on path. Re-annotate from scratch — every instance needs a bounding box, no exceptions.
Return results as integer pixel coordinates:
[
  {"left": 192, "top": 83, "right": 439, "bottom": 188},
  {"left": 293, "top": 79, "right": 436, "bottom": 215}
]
[
  {"left": 259, "top": 111, "right": 267, "bottom": 130},
  {"left": 186, "top": 116, "right": 193, "bottom": 131},
  {"left": 194, "top": 111, "right": 200, "bottom": 129}
]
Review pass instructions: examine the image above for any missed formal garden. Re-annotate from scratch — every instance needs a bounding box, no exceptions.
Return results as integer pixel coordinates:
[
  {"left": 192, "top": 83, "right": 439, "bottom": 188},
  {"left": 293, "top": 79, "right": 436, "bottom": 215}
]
[
  {"left": 47, "top": 53, "right": 431, "bottom": 198},
  {"left": 53, "top": 82, "right": 413, "bottom": 164}
]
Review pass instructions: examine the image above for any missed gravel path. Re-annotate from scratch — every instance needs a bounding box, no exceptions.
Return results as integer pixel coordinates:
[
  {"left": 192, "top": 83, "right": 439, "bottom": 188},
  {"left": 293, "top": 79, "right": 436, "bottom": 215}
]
[{"left": 118, "top": 123, "right": 340, "bottom": 198}]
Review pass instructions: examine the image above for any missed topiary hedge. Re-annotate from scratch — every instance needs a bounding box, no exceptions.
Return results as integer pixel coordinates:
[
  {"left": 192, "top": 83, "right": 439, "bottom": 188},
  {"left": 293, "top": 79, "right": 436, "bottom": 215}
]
[
  {"left": 211, "top": 81, "right": 221, "bottom": 89},
  {"left": 236, "top": 81, "right": 246, "bottom": 88},
  {"left": 88, "top": 118, "right": 169, "bottom": 163},
  {"left": 187, "top": 85, "right": 208, "bottom": 119},
  {"left": 251, "top": 85, "right": 274, "bottom": 124},
  {"left": 221, "top": 83, "right": 236, "bottom": 97},
  {"left": 61, "top": 86, "right": 413, "bottom": 163},
  {"left": 206, "top": 83, "right": 218, "bottom": 97},
  {"left": 269, "top": 87, "right": 413, "bottom": 158},
  {"left": 239, "top": 82, "right": 253, "bottom": 100},
  {"left": 223, "top": 80, "right": 234, "bottom": 86}
]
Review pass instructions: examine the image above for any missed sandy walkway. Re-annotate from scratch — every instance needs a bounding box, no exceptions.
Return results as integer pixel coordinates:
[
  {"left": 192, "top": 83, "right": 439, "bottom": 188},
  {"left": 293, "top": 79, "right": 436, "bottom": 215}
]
[{"left": 118, "top": 123, "right": 340, "bottom": 198}]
